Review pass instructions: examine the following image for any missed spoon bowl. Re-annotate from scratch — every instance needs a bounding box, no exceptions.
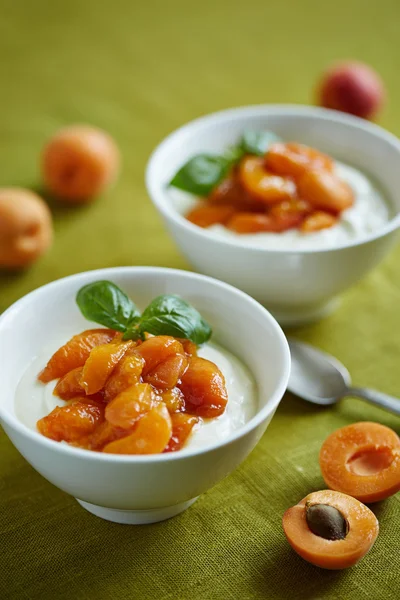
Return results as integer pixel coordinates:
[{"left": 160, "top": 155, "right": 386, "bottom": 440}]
[{"left": 288, "top": 338, "right": 400, "bottom": 415}]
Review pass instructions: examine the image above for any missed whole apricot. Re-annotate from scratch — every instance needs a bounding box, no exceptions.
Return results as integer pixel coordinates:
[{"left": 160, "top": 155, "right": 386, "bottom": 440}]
[
  {"left": 0, "top": 188, "right": 53, "bottom": 268},
  {"left": 318, "top": 61, "right": 385, "bottom": 120},
  {"left": 42, "top": 125, "right": 120, "bottom": 203}
]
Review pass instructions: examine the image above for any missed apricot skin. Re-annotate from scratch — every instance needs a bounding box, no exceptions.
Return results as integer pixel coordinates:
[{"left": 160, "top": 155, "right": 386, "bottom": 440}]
[
  {"left": 318, "top": 61, "right": 385, "bottom": 120},
  {"left": 42, "top": 125, "right": 120, "bottom": 203},
  {"left": 0, "top": 188, "right": 53, "bottom": 268}
]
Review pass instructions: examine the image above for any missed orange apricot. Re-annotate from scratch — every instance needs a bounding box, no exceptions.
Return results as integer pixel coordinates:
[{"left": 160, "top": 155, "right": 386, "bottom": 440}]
[
  {"left": 53, "top": 366, "right": 85, "bottom": 400},
  {"left": 179, "top": 356, "right": 228, "bottom": 418},
  {"left": 301, "top": 211, "right": 338, "bottom": 233},
  {"left": 105, "top": 383, "right": 157, "bottom": 429},
  {"left": 208, "top": 174, "right": 263, "bottom": 212},
  {"left": 178, "top": 339, "right": 198, "bottom": 357},
  {"left": 103, "top": 351, "right": 145, "bottom": 402},
  {"left": 38, "top": 329, "right": 116, "bottom": 383},
  {"left": 0, "top": 188, "right": 53, "bottom": 268},
  {"left": 283, "top": 490, "right": 379, "bottom": 569},
  {"left": 37, "top": 398, "right": 104, "bottom": 443},
  {"left": 83, "top": 420, "right": 128, "bottom": 451},
  {"left": 320, "top": 422, "right": 400, "bottom": 503},
  {"left": 164, "top": 413, "right": 199, "bottom": 452},
  {"left": 269, "top": 198, "right": 311, "bottom": 231},
  {"left": 145, "top": 353, "right": 188, "bottom": 390},
  {"left": 80, "top": 341, "right": 132, "bottom": 395},
  {"left": 265, "top": 142, "right": 334, "bottom": 179},
  {"left": 227, "top": 212, "right": 277, "bottom": 233},
  {"left": 297, "top": 169, "right": 354, "bottom": 213},
  {"left": 239, "top": 156, "right": 296, "bottom": 204},
  {"left": 135, "top": 336, "right": 185, "bottom": 376},
  {"left": 186, "top": 203, "right": 236, "bottom": 228},
  {"left": 103, "top": 402, "right": 172, "bottom": 455},
  {"left": 42, "top": 125, "right": 120, "bottom": 203},
  {"left": 160, "top": 387, "right": 185, "bottom": 413}
]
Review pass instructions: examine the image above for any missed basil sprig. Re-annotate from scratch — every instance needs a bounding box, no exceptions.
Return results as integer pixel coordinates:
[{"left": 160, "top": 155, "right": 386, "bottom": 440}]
[
  {"left": 76, "top": 281, "right": 212, "bottom": 345},
  {"left": 169, "top": 129, "right": 281, "bottom": 195}
]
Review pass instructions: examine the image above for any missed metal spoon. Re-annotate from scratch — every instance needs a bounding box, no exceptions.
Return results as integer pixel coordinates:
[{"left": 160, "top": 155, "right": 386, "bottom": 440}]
[{"left": 288, "top": 338, "right": 400, "bottom": 415}]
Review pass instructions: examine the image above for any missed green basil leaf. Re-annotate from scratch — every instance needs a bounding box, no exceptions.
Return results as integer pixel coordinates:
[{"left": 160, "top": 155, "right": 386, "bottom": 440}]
[
  {"left": 169, "top": 154, "right": 230, "bottom": 196},
  {"left": 223, "top": 144, "right": 246, "bottom": 165},
  {"left": 241, "top": 130, "right": 281, "bottom": 156},
  {"left": 139, "top": 294, "right": 212, "bottom": 345},
  {"left": 76, "top": 280, "right": 140, "bottom": 332}
]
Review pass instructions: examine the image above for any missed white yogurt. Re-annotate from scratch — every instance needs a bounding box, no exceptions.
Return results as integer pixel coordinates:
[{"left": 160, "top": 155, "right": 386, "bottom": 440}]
[
  {"left": 170, "top": 162, "right": 390, "bottom": 249},
  {"left": 14, "top": 340, "right": 258, "bottom": 452}
]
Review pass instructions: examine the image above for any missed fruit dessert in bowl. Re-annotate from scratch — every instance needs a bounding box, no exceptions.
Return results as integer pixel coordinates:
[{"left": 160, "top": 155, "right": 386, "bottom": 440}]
[
  {"left": 0, "top": 267, "right": 290, "bottom": 524},
  {"left": 146, "top": 105, "right": 400, "bottom": 324}
]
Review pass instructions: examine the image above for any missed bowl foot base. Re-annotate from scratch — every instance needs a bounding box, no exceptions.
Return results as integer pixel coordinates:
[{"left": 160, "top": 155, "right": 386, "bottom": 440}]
[
  {"left": 76, "top": 497, "right": 198, "bottom": 524},
  {"left": 269, "top": 298, "right": 339, "bottom": 327}
]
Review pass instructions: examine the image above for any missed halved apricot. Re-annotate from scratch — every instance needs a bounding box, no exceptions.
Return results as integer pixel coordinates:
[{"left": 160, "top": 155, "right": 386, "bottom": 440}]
[
  {"left": 103, "top": 402, "right": 172, "bottom": 454},
  {"left": 265, "top": 142, "right": 334, "bottom": 179},
  {"left": 239, "top": 157, "right": 296, "bottom": 204},
  {"left": 38, "top": 329, "right": 116, "bottom": 383},
  {"left": 320, "top": 422, "right": 400, "bottom": 503},
  {"left": 37, "top": 398, "right": 104, "bottom": 442},
  {"left": 105, "top": 383, "right": 156, "bottom": 429},
  {"left": 84, "top": 420, "right": 128, "bottom": 451},
  {"left": 179, "top": 356, "right": 228, "bottom": 418},
  {"left": 103, "top": 351, "right": 145, "bottom": 402},
  {"left": 301, "top": 211, "right": 338, "bottom": 233},
  {"left": 145, "top": 353, "right": 188, "bottom": 389},
  {"left": 80, "top": 341, "right": 132, "bottom": 395},
  {"left": 160, "top": 387, "right": 185, "bottom": 413},
  {"left": 53, "top": 366, "right": 85, "bottom": 400},
  {"left": 178, "top": 339, "right": 198, "bottom": 357},
  {"left": 269, "top": 198, "right": 311, "bottom": 231},
  {"left": 283, "top": 490, "right": 379, "bottom": 569},
  {"left": 186, "top": 203, "right": 236, "bottom": 228},
  {"left": 297, "top": 170, "right": 354, "bottom": 213},
  {"left": 135, "top": 336, "right": 184, "bottom": 375},
  {"left": 164, "top": 413, "right": 199, "bottom": 452}
]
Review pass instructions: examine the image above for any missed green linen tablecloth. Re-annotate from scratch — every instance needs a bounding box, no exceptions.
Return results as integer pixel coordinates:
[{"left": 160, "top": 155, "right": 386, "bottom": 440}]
[{"left": 1, "top": 1, "right": 400, "bottom": 598}]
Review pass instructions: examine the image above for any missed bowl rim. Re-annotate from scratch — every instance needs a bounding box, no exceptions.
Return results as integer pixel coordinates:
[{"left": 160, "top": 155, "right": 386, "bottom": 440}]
[
  {"left": 0, "top": 266, "right": 291, "bottom": 463},
  {"left": 146, "top": 103, "right": 400, "bottom": 254}
]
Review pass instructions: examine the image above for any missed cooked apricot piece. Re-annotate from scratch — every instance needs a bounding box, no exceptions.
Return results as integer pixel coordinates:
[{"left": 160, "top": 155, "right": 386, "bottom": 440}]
[
  {"left": 135, "top": 336, "right": 184, "bottom": 376},
  {"left": 103, "top": 352, "right": 145, "bottom": 402},
  {"left": 186, "top": 203, "right": 236, "bottom": 228},
  {"left": 105, "top": 383, "right": 156, "bottom": 429},
  {"left": 82, "top": 420, "right": 128, "bottom": 451},
  {"left": 145, "top": 353, "right": 188, "bottom": 390},
  {"left": 297, "top": 170, "right": 354, "bottom": 213},
  {"left": 103, "top": 402, "right": 172, "bottom": 454},
  {"left": 239, "top": 156, "right": 295, "bottom": 205},
  {"left": 283, "top": 490, "right": 378, "bottom": 569},
  {"left": 164, "top": 413, "right": 199, "bottom": 452},
  {"left": 42, "top": 125, "right": 120, "bottom": 203},
  {"left": 178, "top": 339, "right": 198, "bottom": 357},
  {"left": 179, "top": 356, "right": 228, "bottom": 418},
  {"left": 160, "top": 387, "right": 185, "bottom": 413},
  {"left": 80, "top": 341, "right": 132, "bottom": 395},
  {"left": 320, "top": 422, "right": 400, "bottom": 502},
  {"left": 208, "top": 174, "right": 263, "bottom": 212},
  {"left": 38, "top": 329, "right": 116, "bottom": 383},
  {"left": 269, "top": 198, "right": 311, "bottom": 231},
  {"left": 54, "top": 367, "right": 85, "bottom": 400},
  {"left": 227, "top": 212, "right": 277, "bottom": 233},
  {"left": 301, "top": 211, "right": 338, "bottom": 232},
  {"left": 37, "top": 398, "right": 104, "bottom": 442},
  {"left": 265, "top": 142, "right": 334, "bottom": 179},
  {"left": 0, "top": 188, "right": 53, "bottom": 269}
]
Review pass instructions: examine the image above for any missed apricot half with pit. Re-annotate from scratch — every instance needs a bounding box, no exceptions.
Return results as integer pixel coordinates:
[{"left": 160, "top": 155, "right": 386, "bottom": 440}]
[
  {"left": 42, "top": 125, "right": 120, "bottom": 203},
  {"left": 0, "top": 188, "right": 53, "bottom": 268},
  {"left": 283, "top": 490, "right": 379, "bottom": 569}
]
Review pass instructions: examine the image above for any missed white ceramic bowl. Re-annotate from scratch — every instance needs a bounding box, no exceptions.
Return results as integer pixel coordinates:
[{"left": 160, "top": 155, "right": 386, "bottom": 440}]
[
  {"left": 0, "top": 267, "right": 290, "bottom": 524},
  {"left": 146, "top": 105, "right": 400, "bottom": 325}
]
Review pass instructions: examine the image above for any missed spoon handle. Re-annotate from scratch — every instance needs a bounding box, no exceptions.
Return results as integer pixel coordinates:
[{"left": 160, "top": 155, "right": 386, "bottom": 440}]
[{"left": 348, "top": 387, "right": 400, "bottom": 415}]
